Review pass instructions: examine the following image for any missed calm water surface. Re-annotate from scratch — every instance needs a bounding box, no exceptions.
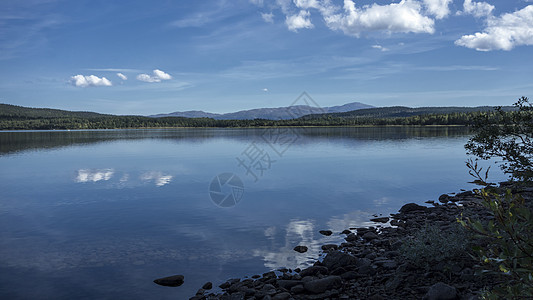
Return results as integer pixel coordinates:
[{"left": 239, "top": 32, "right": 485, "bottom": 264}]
[{"left": 0, "top": 127, "right": 504, "bottom": 299}]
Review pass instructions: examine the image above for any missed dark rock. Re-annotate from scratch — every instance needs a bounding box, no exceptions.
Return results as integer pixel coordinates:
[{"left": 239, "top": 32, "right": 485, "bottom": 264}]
[
  {"left": 202, "top": 282, "right": 212, "bottom": 290},
  {"left": 340, "top": 271, "right": 358, "bottom": 280},
  {"left": 330, "top": 267, "right": 347, "bottom": 275},
  {"left": 291, "top": 284, "right": 305, "bottom": 294},
  {"left": 423, "top": 282, "right": 458, "bottom": 300},
  {"left": 219, "top": 281, "right": 231, "bottom": 289},
  {"left": 370, "top": 217, "right": 390, "bottom": 223},
  {"left": 356, "top": 257, "right": 372, "bottom": 268},
  {"left": 319, "top": 230, "right": 333, "bottom": 236},
  {"left": 362, "top": 232, "right": 379, "bottom": 241},
  {"left": 321, "top": 244, "right": 338, "bottom": 251},
  {"left": 272, "top": 292, "right": 291, "bottom": 300},
  {"left": 294, "top": 245, "right": 308, "bottom": 253},
  {"left": 252, "top": 274, "right": 261, "bottom": 279},
  {"left": 357, "top": 265, "right": 377, "bottom": 276},
  {"left": 322, "top": 251, "right": 357, "bottom": 270},
  {"left": 344, "top": 233, "right": 358, "bottom": 242},
  {"left": 399, "top": 203, "right": 427, "bottom": 213},
  {"left": 341, "top": 229, "right": 352, "bottom": 234},
  {"left": 303, "top": 276, "right": 342, "bottom": 294},
  {"left": 276, "top": 280, "right": 300, "bottom": 290},
  {"left": 299, "top": 266, "right": 329, "bottom": 277},
  {"left": 153, "top": 274, "right": 184, "bottom": 287},
  {"left": 439, "top": 194, "right": 452, "bottom": 204},
  {"left": 263, "top": 271, "right": 277, "bottom": 279}
]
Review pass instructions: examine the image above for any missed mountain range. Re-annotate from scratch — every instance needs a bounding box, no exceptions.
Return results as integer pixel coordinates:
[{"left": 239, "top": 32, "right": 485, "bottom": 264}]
[{"left": 149, "top": 101, "right": 375, "bottom": 120}]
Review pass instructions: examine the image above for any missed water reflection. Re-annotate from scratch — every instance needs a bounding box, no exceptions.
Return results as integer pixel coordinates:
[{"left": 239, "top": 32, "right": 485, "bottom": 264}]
[
  {"left": 254, "top": 210, "right": 382, "bottom": 270},
  {"left": 140, "top": 171, "right": 173, "bottom": 187},
  {"left": 76, "top": 169, "right": 114, "bottom": 183}
]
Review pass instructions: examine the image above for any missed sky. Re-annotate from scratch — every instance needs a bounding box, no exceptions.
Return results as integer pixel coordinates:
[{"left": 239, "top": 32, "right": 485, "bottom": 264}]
[{"left": 0, "top": 0, "right": 532, "bottom": 115}]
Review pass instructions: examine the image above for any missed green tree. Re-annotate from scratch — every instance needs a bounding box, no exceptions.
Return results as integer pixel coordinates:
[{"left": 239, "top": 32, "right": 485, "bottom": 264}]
[{"left": 465, "top": 97, "right": 533, "bottom": 183}]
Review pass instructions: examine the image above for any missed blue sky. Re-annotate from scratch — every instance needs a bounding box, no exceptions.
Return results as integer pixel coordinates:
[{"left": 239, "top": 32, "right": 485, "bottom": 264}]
[{"left": 0, "top": 0, "right": 532, "bottom": 115}]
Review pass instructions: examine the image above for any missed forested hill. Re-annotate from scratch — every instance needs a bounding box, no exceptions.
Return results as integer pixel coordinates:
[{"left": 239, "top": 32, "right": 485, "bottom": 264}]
[
  {"left": 0, "top": 103, "right": 110, "bottom": 119},
  {"left": 0, "top": 103, "right": 515, "bottom": 130},
  {"left": 301, "top": 105, "right": 515, "bottom": 120}
]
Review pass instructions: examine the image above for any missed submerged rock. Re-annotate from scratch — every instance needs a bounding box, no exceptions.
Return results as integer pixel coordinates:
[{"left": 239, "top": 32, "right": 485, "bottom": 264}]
[
  {"left": 153, "top": 274, "right": 184, "bottom": 287},
  {"left": 319, "top": 230, "right": 333, "bottom": 236},
  {"left": 293, "top": 245, "right": 308, "bottom": 253}
]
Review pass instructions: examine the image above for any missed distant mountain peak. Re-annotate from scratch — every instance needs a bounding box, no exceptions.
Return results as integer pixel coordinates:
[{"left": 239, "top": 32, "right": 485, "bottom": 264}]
[{"left": 149, "top": 101, "right": 374, "bottom": 120}]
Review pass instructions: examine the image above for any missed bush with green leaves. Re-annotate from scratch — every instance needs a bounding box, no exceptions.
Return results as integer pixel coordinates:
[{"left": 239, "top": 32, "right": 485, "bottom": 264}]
[
  {"left": 459, "top": 158, "right": 533, "bottom": 298},
  {"left": 465, "top": 96, "right": 533, "bottom": 183}
]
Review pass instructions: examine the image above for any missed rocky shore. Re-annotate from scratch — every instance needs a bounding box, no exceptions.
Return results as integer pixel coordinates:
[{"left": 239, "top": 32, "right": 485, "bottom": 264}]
[{"left": 181, "top": 185, "right": 532, "bottom": 300}]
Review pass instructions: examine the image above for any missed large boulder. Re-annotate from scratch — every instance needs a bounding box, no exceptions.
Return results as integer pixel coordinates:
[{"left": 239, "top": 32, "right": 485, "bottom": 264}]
[
  {"left": 322, "top": 251, "right": 358, "bottom": 270},
  {"left": 303, "top": 276, "right": 342, "bottom": 294},
  {"left": 423, "top": 282, "right": 458, "bottom": 300},
  {"left": 399, "top": 203, "right": 427, "bottom": 213}
]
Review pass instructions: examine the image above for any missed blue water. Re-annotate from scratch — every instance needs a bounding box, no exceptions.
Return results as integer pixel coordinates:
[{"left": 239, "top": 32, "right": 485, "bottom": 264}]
[{"left": 0, "top": 127, "right": 505, "bottom": 299}]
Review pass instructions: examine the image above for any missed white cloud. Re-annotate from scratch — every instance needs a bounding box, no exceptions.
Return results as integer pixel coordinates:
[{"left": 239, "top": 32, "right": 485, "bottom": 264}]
[
  {"left": 323, "top": 0, "right": 435, "bottom": 37},
  {"left": 70, "top": 75, "right": 112, "bottom": 87},
  {"left": 136, "top": 69, "right": 173, "bottom": 83},
  {"left": 153, "top": 69, "right": 172, "bottom": 80},
  {"left": 455, "top": 5, "right": 533, "bottom": 51},
  {"left": 286, "top": 10, "right": 314, "bottom": 32},
  {"left": 250, "top": 0, "right": 264, "bottom": 6},
  {"left": 261, "top": 12, "right": 274, "bottom": 23},
  {"left": 116, "top": 73, "right": 127, "bottom": 80},
  {"left": 422, "top": 0, "right": 453, "bottom": 19},
  {"left": 263, "top": 88, "right": 269, "bottom": 92},
  {"left": 461, "top": 0, "right": 494, "bottom": 18},
  {"left": 76, "top": 169, "right": 114, "bottom": 182},
  {"left": 372, "top": 44, "right": 389, "bottom": 51}
]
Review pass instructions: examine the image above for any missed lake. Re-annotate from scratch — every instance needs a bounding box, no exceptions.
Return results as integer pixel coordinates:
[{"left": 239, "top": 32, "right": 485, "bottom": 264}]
[{"left": 0, "top": 127, "right": 505, "bottom": 299}]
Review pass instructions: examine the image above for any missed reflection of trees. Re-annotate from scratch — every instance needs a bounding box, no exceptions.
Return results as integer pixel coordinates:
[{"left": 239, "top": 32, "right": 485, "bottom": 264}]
[
  {"left": 253, "top": 210, "right": 382, "bottom": 270},
  {"left": 0, "top": 127, "right": 470, "bottom": 156}
]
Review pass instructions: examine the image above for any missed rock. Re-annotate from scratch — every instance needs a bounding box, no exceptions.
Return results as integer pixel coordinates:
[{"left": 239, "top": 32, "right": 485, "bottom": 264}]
[
  {"left": 344, "top": 233, "right": 358, "bottom": 242},
  {"left": 322, "top": 251, "right": 358, "bottom": 270},
  {"left": 202, "top": 282, "right": 213, "bottom": 290},
  {"left": 294, "top": 245, "right": 308, "bottom": 253},
  {"left": 439, "top": 194, "right": 452, "bottom": 204},
  {"left": 321, "top": 244, "right": 338, "bottom": 251},
  {"left": 299, "top": 266, "right": 329, "bottom": 277},
  {"left": 272, "top": 292, "right": 291, "bottom": 300},
  {"left": 362, "top": 232, "right": 379, "bottom": 241},
  {"left": 291, "top": 284, "right": 305, "bottom": 294},
  {"left": 276, "top": 280, "right": 300, "bottom": 290},
  {"left": 341, "top": 229, "right": 352, "bottom": 234},
  {"left": 219, "top": 281, "right": 231, "bottom": 289},
  {"left": 399, "top": 203, "right": 427, "bottom": 213},
  {"left": 356, "top": 257, "right": 372, "bottom": 268},
  {"left": 319, "top": 230, "right": 333, "bottom": 236},
  {"left": 153, "top": 274, "right": 184, "bottom": 287},
  {"left": 340, "top": 271, "right": 357, "bottom": 280},
  {"left": 370, "top": 217, "right": 390, "bottom": 223},
  {"left": 303, "top": 276, "right": 342, "bottom": 294},
  {"left": 423, "top": 282, "right": 458, "bottom": 300}
]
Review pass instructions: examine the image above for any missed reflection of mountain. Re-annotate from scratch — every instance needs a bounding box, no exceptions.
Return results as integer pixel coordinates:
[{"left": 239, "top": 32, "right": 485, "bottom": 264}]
[
  {"left": 0, "top": 127, "right": 471, "bottom": 156},
  {"left": 254, "top": 210, "right": 382, "bottom": 270}
]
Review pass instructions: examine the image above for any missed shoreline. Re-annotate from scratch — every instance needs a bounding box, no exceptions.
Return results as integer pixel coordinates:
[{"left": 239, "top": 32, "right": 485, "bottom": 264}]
[{"left": 179, "top": 185, "right": 531, "bottom": 300}]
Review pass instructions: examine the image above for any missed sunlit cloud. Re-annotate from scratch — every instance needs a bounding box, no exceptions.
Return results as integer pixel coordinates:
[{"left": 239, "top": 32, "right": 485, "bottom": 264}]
[
  {"left": 69, "top": 75, "right": 112, "bottom": 87},
  {"left": 455, "top": 5, "right": 533, "bottom": 51},
  {"left": 261, "top": 12, "right": 274, "bottom": 23},
  {"left": 116, "top": 73, "right": 127, "bottom": 80},
  {"left": 136, "top": 69, "right": 172, "bottom": 83}
]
